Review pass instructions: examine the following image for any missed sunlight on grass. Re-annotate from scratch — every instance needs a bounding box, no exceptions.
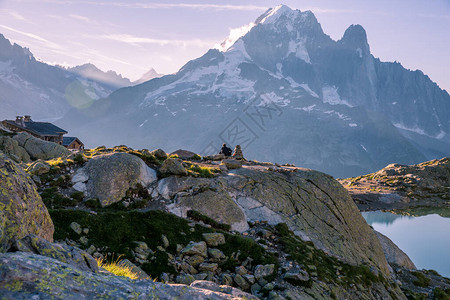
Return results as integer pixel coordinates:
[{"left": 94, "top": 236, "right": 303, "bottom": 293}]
[{"left": 95, "top": 257, "right": 139, "bottom": 280}]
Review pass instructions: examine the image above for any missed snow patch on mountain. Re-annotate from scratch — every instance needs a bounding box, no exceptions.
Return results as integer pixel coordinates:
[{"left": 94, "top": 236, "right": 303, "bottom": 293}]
[
  {"left": 394, "top": 122, "right": 445, "bottom": 139},
  {"left": 299, "top": 84, "right": 318, "bottom": 98},
  {"left": 259, "top": 92, "right": 289, "bottom": 106},
  {"left": 322, "top": 86, "right": 353, "bottom": 107},
  {"left": 287, "top": 39, "right": 310, "bottom": 63}
]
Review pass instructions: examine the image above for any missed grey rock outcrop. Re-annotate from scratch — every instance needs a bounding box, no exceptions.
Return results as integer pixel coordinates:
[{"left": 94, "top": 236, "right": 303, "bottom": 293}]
[
  {"left": 10, "top": 234, "right": 98, "bottom": 273},
  {"left": 0, "top": 252, "right": 255, "bottom": 299},
  {"left": 168, "top": 165, "right": 390, "bottom": 275},
  {"left": 0, "top": 135, "right": 30, "bottom": 162},
  {"left": 0, "top": 153, "right": 54, "bottom": 252},
  {"left": 71, "top": 152, "right": 157, "bottom": 207},
  {"left": 375, "top": 231, "right": 416, "bottom": 270},
  {"left": 13, "top": 132, "right": 70, "bottom": 160}
]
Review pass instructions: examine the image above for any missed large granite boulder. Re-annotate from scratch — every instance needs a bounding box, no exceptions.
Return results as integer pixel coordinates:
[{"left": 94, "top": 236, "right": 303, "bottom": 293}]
[
  {"left": 0, "top": 153, "right": 54, "bottom": 252},
  {"left": 168, "top": 165, "right": 390, "bottom": 275},
  {"left": 72, "top": 152, "right": 157, "bottom": 207},
  {"left": 13, "top": 132, "right": 70, "bottom": 160},
  {"left": 0, "top": 252, "right": 255, "bottom": 299},
  {"left": 0, "top": 136, "right": 31, "bottom": 162},
  {"left": 375, "top": 231, "right": 416, "bottom": 270}
]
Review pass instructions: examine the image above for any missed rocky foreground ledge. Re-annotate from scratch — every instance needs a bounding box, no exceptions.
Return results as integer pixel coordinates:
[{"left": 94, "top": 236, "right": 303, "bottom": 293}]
[{"left": 1, "top": 139, "right": 449, "bottom": 299}]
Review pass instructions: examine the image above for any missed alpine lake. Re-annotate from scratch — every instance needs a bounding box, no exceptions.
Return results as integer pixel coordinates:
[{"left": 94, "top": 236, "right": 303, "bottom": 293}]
[{"left": 362, "top": 210, "right": 450, "bottom": 278}]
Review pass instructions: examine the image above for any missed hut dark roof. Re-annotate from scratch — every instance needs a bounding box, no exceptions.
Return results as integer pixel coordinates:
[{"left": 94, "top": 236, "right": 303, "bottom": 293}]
[
  {"left": 4, "top": 120, "right": 68, "bottom": 136},
  {"left": 62, "top": 136, "right": 80, "bottom": 146}
]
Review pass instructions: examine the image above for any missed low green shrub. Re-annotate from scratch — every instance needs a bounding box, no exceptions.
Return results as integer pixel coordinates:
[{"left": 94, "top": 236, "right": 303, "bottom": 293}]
[
  {"left": 412, "top": 271, "right": 431, "bottom": 287},
  {"left": 187, "top": 210, "right": 231, "bottom": 231}
]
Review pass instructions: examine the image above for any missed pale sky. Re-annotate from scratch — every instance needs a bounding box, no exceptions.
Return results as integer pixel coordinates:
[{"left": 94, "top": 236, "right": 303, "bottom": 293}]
[{"left": 0, "top": 0, "right": 449, "bottom": 91}]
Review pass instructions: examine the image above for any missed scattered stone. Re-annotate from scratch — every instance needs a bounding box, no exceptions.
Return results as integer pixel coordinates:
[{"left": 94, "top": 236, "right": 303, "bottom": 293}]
[
  {"left": 283, "top": 269, "right": 310, "bottom": 286},
  {"left": 79, "top": 236, "right": 88, "bottom": 245},
  {"left": 176, "top": 244, "right": 184, "bottom": 253},
  {"left": 221, "top": 159, "right": 242, "bottom": 169},
  {"left": 262, "top": 282, "right": 275, "bottom": 292},
  {"left": 221, "top": 273, "right": 233, "bottom": 286},
  {"left": 181, "top": 262, "right": 198, "bottom": 274},
  {"left": 202, "top": 233, "right": 226, "bottom": 247},
  {"left": 161, "top": 235, "right": 170, "bottom": 248},
  {"left": 251, "top": 283, "right": 261, "bottom": 295},
  {"left": 181, "top": 241, "right": 207, "bottom": 258},
  {"left": 83, "top": 228, "right": 89, "bottom": 234},
  {"left": 186, "top": 255, "right": 205, "bottom": 267},
  {"left": 234, "top": 274, "right": 250, "bottom": 290},
  {"left": 150, "top": 148, "right": 168, "bottom": 159},
  {"left": 235, "top": 266, "right": 248, "bottom": 276},
  {"left": 159, "top": 158, "right": 188, "bottom": 176},
  {"left": 208, "top": 248, "right": 225, "bottom": 261},
  {"left": 176, "top": 274, "right": 196, "bottom": 285},
  {"left": 198, "top": 263, "right": 218, "bottom": 273},
  {"left": 254, "top": 264, "right": 275, "bottom": 279},
  {"left": 86, "top": 245, "right": 96, "bottom": 255},
  {"left": 243, "top": 274, "right": 256, "bottom": 284}
]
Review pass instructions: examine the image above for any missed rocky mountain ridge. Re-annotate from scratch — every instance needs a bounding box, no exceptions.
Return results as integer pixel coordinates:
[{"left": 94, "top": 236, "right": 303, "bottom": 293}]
[
  {"left": 58, "top": 5, "right": 450, "bottom": 178},
  {"left": 0, "top": 34, "right": 160, "bottom": 121}
]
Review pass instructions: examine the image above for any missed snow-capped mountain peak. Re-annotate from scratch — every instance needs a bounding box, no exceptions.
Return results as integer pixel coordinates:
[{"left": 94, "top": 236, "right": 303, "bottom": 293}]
[{"left": 256, "top": 4, "right": 293, "bottom": 25}]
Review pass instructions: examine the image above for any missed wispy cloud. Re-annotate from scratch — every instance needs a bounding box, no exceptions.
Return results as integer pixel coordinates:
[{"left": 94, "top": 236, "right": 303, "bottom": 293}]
[
  {"left": 17, "top": 0, "right": 267, "bottom": 11},
  {"left": 90, "top": 33, "right": 218, "bottom": 48},
  {"left": 69, "top": 14, "right": 91, "bottom": 22},
  {"left": 0, "top": 24, "right": 63, "bottom": 50},
  {"left": 0, "top": 9, "right": 35, "bottom": 24}
]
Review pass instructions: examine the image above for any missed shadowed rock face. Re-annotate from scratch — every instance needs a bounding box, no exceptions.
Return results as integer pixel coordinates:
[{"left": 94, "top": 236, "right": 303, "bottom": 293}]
[
  {"left": 166, "top": 164, "right": 390, "bottom": 275},
  {"left": 0, "top": 252, "right": 256, "bottom": 299},
  {"left": 0, "top": 153, "right": 54, "bottom": 252},
  {"left": 374, "top": 231, "right": 416, "bottom": 270}
]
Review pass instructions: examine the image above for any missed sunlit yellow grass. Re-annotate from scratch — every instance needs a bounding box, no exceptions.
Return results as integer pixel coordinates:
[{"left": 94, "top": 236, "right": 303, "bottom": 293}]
[{"left": 95, "top": 257, "right": 139, "bottom": 280}]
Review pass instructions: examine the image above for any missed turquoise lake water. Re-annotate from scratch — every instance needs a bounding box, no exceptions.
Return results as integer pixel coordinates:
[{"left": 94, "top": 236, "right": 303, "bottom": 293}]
[{"left": 362, "top": 211, "right": 450, "bottom": 278}]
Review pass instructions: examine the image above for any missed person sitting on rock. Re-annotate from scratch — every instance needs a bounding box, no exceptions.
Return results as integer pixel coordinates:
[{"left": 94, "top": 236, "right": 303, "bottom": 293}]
[
  {"left": 219, "top": 143, "right": 232, "bottom": 157},
  {"left": 232, "top": 145, "right": 244, "bottom": 160}
]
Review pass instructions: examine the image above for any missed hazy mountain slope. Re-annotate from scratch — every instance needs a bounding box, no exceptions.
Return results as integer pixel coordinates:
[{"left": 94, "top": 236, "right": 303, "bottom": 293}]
[
  {"left": 0, "top": 34, "right": 120, "bottom": 121},
  {"left": 66, "top": 63, "right": 132, "bottom": 89},
  {"left": 59, "top": 5, "right": 449, "bottom": 177}
]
